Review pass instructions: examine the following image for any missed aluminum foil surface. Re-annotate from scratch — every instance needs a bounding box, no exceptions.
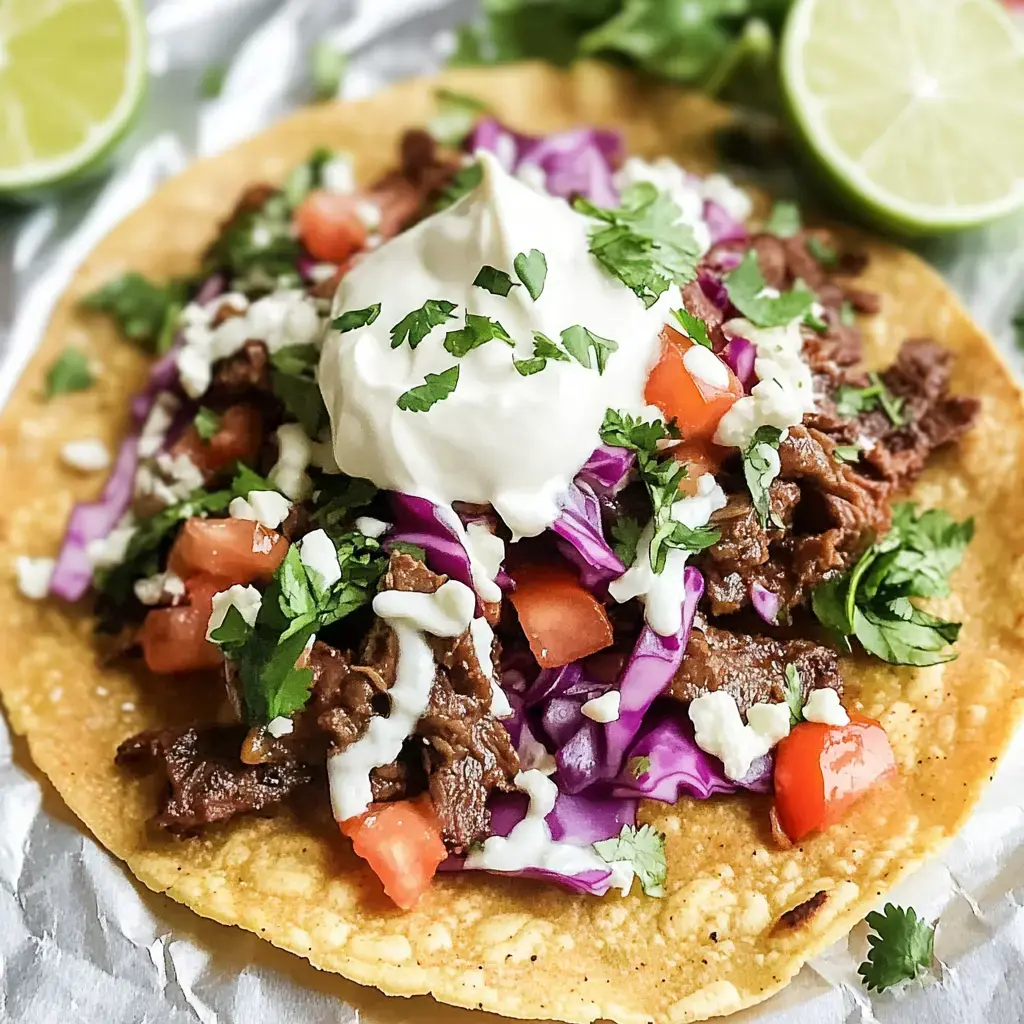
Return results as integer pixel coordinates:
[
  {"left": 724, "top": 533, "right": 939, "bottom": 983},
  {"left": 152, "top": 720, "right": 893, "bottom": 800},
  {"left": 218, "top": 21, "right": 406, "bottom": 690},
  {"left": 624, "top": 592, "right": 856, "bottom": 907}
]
[{"left": 1, "top": 1, "right": 1023, "bottom": 1021}]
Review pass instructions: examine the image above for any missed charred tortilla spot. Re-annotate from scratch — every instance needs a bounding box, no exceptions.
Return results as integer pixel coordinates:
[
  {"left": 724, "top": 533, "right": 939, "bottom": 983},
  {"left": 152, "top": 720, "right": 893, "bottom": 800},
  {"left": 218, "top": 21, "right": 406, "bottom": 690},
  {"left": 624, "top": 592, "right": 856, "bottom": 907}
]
[{"left": 775, "top": 890, "right": 829, "bottom": 931}]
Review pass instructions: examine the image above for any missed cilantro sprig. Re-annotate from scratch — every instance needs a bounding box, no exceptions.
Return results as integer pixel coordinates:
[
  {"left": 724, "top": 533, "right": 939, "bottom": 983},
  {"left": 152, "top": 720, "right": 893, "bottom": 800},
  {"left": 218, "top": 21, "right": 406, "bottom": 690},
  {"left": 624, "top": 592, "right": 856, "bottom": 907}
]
[
  {"left": 835, "top": 372, "right": 905, "bottom": 427},
  {"left": 270, "top": 344, "right": 329, "bottom": 439},
  {"left": 473, "top": 265, "right": 517, "bottom": 297},
  {"left": 742, "top": 426, "right": 784, "bottom": 529},
  {"left": 45, "top": 348, "right": 94, "bottom": 399},
  {"left": 812, "top": 503, "right": 973, "bottom": 666},
  {"left": 575, "top": 182, "right": 701, "bottom": 308},
  {"left": 333, "top": 304, "right": 381, "bottom": 333},
  {"left": 390, "top": 299, "right": 458, "bottom": 349},
  {"left": 397, "top": 365, "right": 460, "bottom": 412},
  {"left": 783, "top": 663, "right": 803, "bottom": 727},
  {"left": 444, "top": 312, "right": 513, "bottom": 357},
  {"left": 81, "top": 273, "right": 187, "bottom": 355},
  {"left": 513, "top": 331, "right": 571, "bottom": 377},
  {"left": 671, "top": 307, "right": 711, "bottom": 348},
  {"left": 724, "top": 250, "right": 815, "bottom": 329},
  {"left": 764, "top": 200, "right": 801, "bottom": 238},
  {"left": 857, "top": 904, "right": 935, "bottom": 993},
  {"left": 593, "top": 824, "right": 667, "bottom": 898}
]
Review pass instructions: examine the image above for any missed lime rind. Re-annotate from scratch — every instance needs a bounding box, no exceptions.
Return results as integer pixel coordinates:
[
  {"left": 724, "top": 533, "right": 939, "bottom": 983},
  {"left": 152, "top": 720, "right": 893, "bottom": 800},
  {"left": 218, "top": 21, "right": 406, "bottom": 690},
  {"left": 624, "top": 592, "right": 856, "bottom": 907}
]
[{"left": 781, "top": 0, "right": 1024, "bottom": 234}]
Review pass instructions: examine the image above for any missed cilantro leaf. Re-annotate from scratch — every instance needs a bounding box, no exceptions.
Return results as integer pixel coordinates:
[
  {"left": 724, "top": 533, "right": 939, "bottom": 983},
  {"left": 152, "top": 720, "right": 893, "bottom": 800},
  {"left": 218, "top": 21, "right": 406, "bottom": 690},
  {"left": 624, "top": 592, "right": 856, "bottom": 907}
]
[
  {"left": 765, "top": 200, "right": 801, "bottom": 238},
  {"left": 437, "top": 161, "right": 483, "bottom": 209},
  {"left": 311, "top": 41, "right": 346, "bottom": 101},
  {"left": 199, "top": 63, "right": 228, "bottom": 99},
  {"left": 671, "top": 306, "right": 712, "bottom": 348},
  {"left": 833, "top": 443, "right": 861, "bottom": 464},
  {"left": 628, "top": 755, "right": 651, "bottom": 779},
  {"left": 513, "top": 330, "right": 571, "bottom": 377},
  {"left": 194, "top": 407, "right": 222, "bottom": 442},
  {"left": 840, "top": 300, "right": 857, "bottom": 326},
  {"left": 600, "top": 408, "right": 673, "bottom": 454},
  {"left": 473, "top": 266, "right": 518, "bottom": 297},
  {"left": 444, "top": 313, "right": 512, "bottom": 357},
  {"left": 311, "top": 474, "right": 378, "bottom": 532},
  {"left": 858, "top": 904, "right": 935, "bottom": 993},
  {"left": 397, "top": 365, "right": 460, "bottom": 412},
  {"left": 514, "top": 249, "right": 547, "bottom": 300},
  {"left": 282, "top": 148, "right": 335, "bottom": 210},
  {"left": 390, "top": 540, "right": 427, "bottom": 560},
  {"left": 804, "top": 310, "right": 828, "bottom": 334},
  {"left": 209, "top": 603, "right": 254, "bottom": 646},
  {"left": 807, "top": 236, "right": 839, "bottom": 268},
  {"left": 560, "top": 324, "right": 619, "bottom": 374},
  {"left": 724, "top": 251, "right": 815, "bottom": 329},
  {"left": 333, "top": 304, "right": 381, "bottom": 333},
  {"left": 269, "top": 345, "right": 328, "bottom": 439},
  {"left": 812, "top": 503, "right": 972, "bottom": 666},
  {"left": 575, "top": 182, "right": 701, "bottom": 308},
  {"left": 611, "top": 516, "right": 643, "bottom": 566},
  {"left": 593, "top": 824, "right": 667, "bottom": 898},
  {"left": 742, "top": 426, "right": 784, "bottom": 528},
  {"left": 390, "top": 299, "right": 458, "bottom": 350},
  {"left": 834, "top": 372, "right": 904, "bottom": 426},
  {"left": 45, "top": 348, "right": 93, "bottom": 399},
  {"left": 427, "top": 87, "right": 490, "bottom": 146},
  {"left": 231, "top": 462, "right": 274, "bottom": 498},
  {"left": 81, "top": 273, "right": 186, "bottom": 354},
  {"left": 783, "top": 663, "right": 803, "bottom": 726}
]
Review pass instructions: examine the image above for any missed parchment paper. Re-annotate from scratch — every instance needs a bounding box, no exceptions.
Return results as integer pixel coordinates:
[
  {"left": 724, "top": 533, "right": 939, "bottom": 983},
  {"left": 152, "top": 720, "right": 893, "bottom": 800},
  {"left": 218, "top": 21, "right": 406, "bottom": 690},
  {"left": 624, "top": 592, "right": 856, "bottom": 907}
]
[{"left": 1, "top": 2, "right": 1023, "bottom": 1021}]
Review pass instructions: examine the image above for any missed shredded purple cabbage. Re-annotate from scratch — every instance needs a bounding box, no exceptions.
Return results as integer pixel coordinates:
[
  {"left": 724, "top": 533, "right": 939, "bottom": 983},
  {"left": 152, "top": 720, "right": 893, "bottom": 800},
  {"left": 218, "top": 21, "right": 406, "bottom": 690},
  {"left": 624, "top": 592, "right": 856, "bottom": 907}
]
[
  {"left": 724, "top": 336, "right": 756, "bottom": 392},
  {"left": 698, "top": 270, "right": 731, "bottom": 311},
  {"left": 750, "top": 581, "right": 780, "bottom": 625},
  {"left": 577, "top": 445, "right": 635, "bottom": 495},
  {"left": 703, "top": 201, "right": 748, "bottom": 246},
  {"left": 552, "top": 480, "right": 625, "bottom": 594},
  {"left": 50, "top": 438, "right": 139, "bottom": 601},
  {"left": 469, "top": 119, "right": 622, "bottom": 206},
  {"left": 388, "top": 493, "right": 477, "bottom": 594}
]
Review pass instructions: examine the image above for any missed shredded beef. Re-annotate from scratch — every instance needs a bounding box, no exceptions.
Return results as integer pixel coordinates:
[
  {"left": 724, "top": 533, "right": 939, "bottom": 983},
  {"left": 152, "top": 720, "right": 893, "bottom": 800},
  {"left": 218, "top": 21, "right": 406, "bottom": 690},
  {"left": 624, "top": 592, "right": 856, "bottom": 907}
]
[
  {"left": 116, "top": 726, "right": 312, "bottom": 833},
  {"left": 210, "top": 340, "right": 271, "bottom": 397},
  {"left": 670, "top": 621, "right": 841, "bottom": 714}
]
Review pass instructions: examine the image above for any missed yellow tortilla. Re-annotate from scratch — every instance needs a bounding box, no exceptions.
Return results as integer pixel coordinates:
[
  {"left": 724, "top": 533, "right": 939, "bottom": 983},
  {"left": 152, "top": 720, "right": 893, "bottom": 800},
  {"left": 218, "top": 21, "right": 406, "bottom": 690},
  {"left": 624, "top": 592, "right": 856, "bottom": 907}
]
[{"left": 2, "top": 62, "right": 1024, "bottom": 1024}]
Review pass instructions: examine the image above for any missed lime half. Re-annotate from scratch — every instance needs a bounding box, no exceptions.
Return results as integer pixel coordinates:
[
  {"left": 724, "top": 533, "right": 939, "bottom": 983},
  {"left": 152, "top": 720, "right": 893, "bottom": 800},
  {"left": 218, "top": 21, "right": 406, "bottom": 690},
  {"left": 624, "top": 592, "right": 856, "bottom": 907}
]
[
  {"left": 0, "top": 0, "right": 146, "bottom": 194},
  {"left": 782, "top": 0, "right": 1024, "bottom": 234}
]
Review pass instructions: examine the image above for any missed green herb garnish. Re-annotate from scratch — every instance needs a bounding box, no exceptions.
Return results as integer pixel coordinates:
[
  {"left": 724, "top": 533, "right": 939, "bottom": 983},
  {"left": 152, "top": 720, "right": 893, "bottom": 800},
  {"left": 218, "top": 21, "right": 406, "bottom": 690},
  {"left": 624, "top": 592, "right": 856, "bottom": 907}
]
[
  {"left": 764, "top": 200, "right": 801, "bottom": 238},
  {"left": 427, "top": 88, "right": 490, "bottom": 146},
  {"left": 473, "top": 266, "right": 518, "bottom": 297},
  {"left": 832, "top": 443, "right": 862, "bottom": 464},
  {"left": 857, "top": 904, "right": 935, "bottom": 993},
  {"left": 513, "top": 330, "right": 572, "bottom": 377},
  {"left": 199, "top": 63, "right": 228, "bottom": 99},
  {"left": 81, "top": 273, "right": 186, "bottom": 354},
  {"left": 269, "top": 345, "right": 328, "bottom": 439},
  {"left": 390, "top": 299, "right": 458, "bottom": 349},
  {"left": 724, "top": 251, "right": 815, "bottom": 329},
  {"left": 397, "top": 365, "right": 460, "bottom": 412},
  {"left": 742, "top": 425, "right": 784, "bottom": 529},
  {"left": 807, "top": 236, "right": 839, "bottom": 268},
  {"left": 193, "top": 407, "right": 222, "bottom": 442},
  {"left": 444, "top": 313, "right": 513, "bottom": 357},
  {"left": 835, "top": 372, "right": 904, "bottom": 426},
  {"left": 333, "top": 304, "right": 381, "bottom": 333},
  {"left": 514, "top": 248, "right": 547, "bottom": 300},
  {"left": 45, "top": 348, "right": 93, "bottom": 399},
  {"left": 593, "top": 824, "right": 667, "bottom": 898},
  {"left": 671, "top": 307, "right": 712, "bottom": 348},
  {"left": 560, "top": 324, "right": 619, "bottom": 374},
  {"left": 611, "top": 516, "right": 643, "bottom": 566},
  {"left": 436, "top": 161, "right": 483, "bottom": 209},
  {"left": 783, "top": 663, "right": 803, "bottom": 726}
]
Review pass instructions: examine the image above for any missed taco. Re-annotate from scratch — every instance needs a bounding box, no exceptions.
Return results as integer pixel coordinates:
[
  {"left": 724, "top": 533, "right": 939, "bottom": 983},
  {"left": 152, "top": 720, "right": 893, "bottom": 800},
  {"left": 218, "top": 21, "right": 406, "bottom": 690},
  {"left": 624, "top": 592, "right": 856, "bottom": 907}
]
[{"left": 2, "top": 62, "right": 1023, "bottom": 1024}]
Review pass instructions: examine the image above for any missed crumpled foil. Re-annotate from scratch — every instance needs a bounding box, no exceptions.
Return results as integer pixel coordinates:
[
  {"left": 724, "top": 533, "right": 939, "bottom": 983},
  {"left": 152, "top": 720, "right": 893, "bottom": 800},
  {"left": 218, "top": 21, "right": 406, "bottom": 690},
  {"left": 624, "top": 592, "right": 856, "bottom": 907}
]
[{"left": 1, "top": 1, "right": 1023, "bottom": 1021}]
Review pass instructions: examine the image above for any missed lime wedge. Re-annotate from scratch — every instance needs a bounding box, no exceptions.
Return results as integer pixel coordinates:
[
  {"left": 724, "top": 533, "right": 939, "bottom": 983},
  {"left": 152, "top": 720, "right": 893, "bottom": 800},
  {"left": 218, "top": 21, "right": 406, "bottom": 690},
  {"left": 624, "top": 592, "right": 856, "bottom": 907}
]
[
  {"left": 781, "top": 0, "right": 1024, "bottom": 234},
  {"left": 0, "top": 0, "right": 146, "bottom": 194}
]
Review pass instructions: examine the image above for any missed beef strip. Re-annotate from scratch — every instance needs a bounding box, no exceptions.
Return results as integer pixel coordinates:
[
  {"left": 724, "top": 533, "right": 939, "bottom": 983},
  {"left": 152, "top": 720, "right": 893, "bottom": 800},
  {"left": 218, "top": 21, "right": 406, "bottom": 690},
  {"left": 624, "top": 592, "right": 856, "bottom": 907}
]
[
  {"left": 116, "top": 726, "right": 312, "bottom": 833},
  {"left": 670, "top": 620, "right": 842, "bottom": 715},
  {"left": 210, "top": 340, "right": 271, "bottom": 397}
]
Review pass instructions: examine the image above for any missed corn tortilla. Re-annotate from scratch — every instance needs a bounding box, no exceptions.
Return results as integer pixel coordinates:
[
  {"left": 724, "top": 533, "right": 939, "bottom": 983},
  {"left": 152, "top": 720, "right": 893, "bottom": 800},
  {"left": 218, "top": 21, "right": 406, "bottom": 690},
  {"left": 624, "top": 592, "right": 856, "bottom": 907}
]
[{"left": 1, "top": 62, "right": 1024, "bottom": 1024}]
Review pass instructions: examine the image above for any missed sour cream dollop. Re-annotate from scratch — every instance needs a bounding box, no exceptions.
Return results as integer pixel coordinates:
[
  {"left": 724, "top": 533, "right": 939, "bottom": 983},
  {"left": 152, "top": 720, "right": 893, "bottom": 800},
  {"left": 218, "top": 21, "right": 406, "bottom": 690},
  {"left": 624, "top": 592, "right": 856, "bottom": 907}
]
[{"left": 319, "top": 153, "right": 669, "bottom": 538}]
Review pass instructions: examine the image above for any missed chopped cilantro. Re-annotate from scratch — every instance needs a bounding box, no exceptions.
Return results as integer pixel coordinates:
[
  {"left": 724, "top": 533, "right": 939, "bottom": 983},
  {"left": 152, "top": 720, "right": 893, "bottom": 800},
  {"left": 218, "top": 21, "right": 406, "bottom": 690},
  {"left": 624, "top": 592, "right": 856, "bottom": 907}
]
[
  {"left": 231, "top": 462, "right": 274, "bottom": 498},
  {"left": 834, "top": 372, "right": 904, "bottom": 426},
  {"left": 311, "top": 41, "right": 346, "bottom": 100},
  {"left": 560, "top": 324, "right": 619, "bottom": 374},
  {"left": 473, "top": 265, "right": 518, "bottom": 297},
  {"left": 575, "top": 182, "right": 701, "bottom": 308},
  {"left": 611, "top": 516, "right": 643, "bottom": 566},
  {"left": 427, "top": 88, "right": 491, "bottom": 146},
  {"left": 282, "top": 148, "right": 334, "bottom": 210},
  {"left": 832, "top": 443, "right": 861, "bottom": 464},
  {"left": 742, "top": 425, "right": 784, "bottom": 529},
  {"left": 857, "top": 904, "right": 935, "bottom": 993},
  {"left": 812, "top": 503, "right": 972, "bottom": 666},
  {"left": 199, "top": 63, "right": 227, "bottom": 99},
  {"left": 397, "top": 365, "right": 460, "bottom": 412},
  {"left": 311, "top": 474, "right": 378, "bottom": 533},
  {"left": 513, "top": 330, "right": 571, "bottom": 376},
  {"left": 840, "top": 300, "right": 857, "bottom": 326},
  {"left": 390, "top": 299, "right": 458, "bottom": 350},
  {"left": 389, "top": 540, "right": 428, "bottom": 561},
  {"left": 44, "top": 348, "right": 93, "bottom": 399},
  {"left": 80, "top": 273, "right": 187, "bottom": 354},
  {"left": 804, "top": 310, "right": 828, "bottom": 333},
  {"left": 764, "top": 200, "right": 801, "bottom": 238},
  {"left": 444, "top": 313, "right": 512, "bottom": 357},
  {"left": 671, "top": 307, "right": 711, "bottom": 348},
  {"left": 513, "top": 249, "right": 547, "bottom": 300},
  {"left": 724, "top": 251, "right": 815, "bottom": 329},
  {"left": 628, "top": 755, "right": 651, "bottom": 779},
  {"left": 269, "top": 345, "right": 328, "bottom": 439},
  {"left": 436, "top": 161, "right": 483, "bottom": 209},
  {"left": 807, "top": 236, "right": 839, "bottom": 268},
  {"left": 333, "top": 304, "right": 381, "bottom": 333},
  {"left": 193, "top": 407, "right": 222, "bottom": 442},
  {"left": 783, "top": 663, "right": 803, "bottom": 726},
  {"left": 593, "top": 824, "right": 667, "bottom": 898}
]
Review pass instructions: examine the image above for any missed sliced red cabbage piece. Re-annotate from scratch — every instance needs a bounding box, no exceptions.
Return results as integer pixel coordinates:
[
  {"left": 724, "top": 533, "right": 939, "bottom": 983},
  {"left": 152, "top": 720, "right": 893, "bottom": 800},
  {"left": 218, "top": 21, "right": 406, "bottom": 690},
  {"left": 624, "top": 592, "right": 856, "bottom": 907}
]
[
  {"left": 388, "top": 493, "right": 477, "bottom": 593},
  {"left": 724, "top": 335, "right": 757, "bottom": 392},
  {"left": 551, "top": 480, "right": 625, "bottom": 594},
  {"left": 750, "top": 581, "right": 780, "bottom": 625},
  {"left": 469, "top": 118, "right": 622, "bottom": 206},
  {"left": 50, "top": 437, "right": 139, "bottom": 601},
  {"left": 704, "top": 200, "right": 748, "bottom": 246},
  {"left": 577, "top": 444, "right": 635, "bottom": 495}
]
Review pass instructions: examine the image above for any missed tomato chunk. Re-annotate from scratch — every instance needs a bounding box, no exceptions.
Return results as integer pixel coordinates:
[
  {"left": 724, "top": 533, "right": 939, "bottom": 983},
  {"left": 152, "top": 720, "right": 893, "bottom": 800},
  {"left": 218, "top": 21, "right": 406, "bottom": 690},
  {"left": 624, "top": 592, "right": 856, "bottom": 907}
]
[
  {"left": 295, "top": 190, "right": 368, "bottom": 264},
  {"left": 340, "top": 795, "right": 447, "bottom": 909},
  {"left": 509, "top": 561, "right": 614, "bottom": 669},
  {"left": 773, "top": 713, "right": 896, "bottom": 842},
  {"left": 138, "top": 573, "right": 231, "bottom": 674},
  {"left": 645, "top": 326, "right": 743, "bottom": 444},
  {"left": 168, "top": 517, "right": 288, "bottom": 584},
  {"left": 172, "top": 404, "right": 263, "bottom": 478}
]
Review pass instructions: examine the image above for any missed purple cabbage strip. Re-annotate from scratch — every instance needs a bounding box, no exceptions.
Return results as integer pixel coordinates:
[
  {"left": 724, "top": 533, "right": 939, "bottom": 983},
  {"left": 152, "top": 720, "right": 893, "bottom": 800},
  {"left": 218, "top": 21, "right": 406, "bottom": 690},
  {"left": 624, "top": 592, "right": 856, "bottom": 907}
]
[
  {"left": 577, "top": 445, "right": 635, "bottom": 495},
  {"left": 469, "top": 118, "right": 622, "bottom": 206},
  {"left": 551, "top": 480, "right": 625, "bottom": 594},
  {"left": 388, "top": 493, "right": 477, "bottom": 594},
  {"left": 698, "top": 270, "right": 730, "bottom": 311},
  {"left": 750, "top": 581, "right": 780, "bottom": 625},
  {"left": 611, "top": 710, "right": 772, "bottom": 803},
  {"left": 723, "top": 336, "right": 756, "bottom": 392},
  {"left": 50, "top": 437, "right": 139, "bottom": 601},
  {"left": 557, "top": 567, "right": 705, "bottom": 795},
  {"left": 703, "top": 200, "right": 748, "bottom": 246}
]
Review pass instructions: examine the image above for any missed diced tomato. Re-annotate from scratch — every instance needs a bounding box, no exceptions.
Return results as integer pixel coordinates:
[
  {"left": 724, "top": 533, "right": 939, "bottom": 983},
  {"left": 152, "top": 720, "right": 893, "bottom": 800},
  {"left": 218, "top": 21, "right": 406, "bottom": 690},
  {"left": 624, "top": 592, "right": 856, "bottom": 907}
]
[
  {"left": 773, "top": 713, "right": 897, "bottom": 843},
  {"left": 295, "top": 190, "right": 368, "bottom": 264},
  {"left": 508, "top": 561, "right": 614, "bottom": 669},
  {"left": 672, "top": 441, "right": 726, "bottom": 496},
  {"left": 138, "top": 573, "right": 231, "bottom": 674},
  {"left": 168, "top": 517, "right": 288, "bottom": 584},
  {"left": 171, "top": 404, "right": 263, "bottom": 478},
  {"left": 645, "top": 326, "right": 743, "bottom": 444},
  {"left": 340, "top": 795, "right": 448, "bottom": 909}
]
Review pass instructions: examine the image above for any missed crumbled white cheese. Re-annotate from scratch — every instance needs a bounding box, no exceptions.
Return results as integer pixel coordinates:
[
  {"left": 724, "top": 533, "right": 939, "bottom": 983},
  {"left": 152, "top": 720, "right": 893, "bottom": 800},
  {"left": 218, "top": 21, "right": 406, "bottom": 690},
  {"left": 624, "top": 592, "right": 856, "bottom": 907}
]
[
  {"left": 136, "top": 452, "right": 205, "bottom": 507},
  {"left": 354, "top": 516, "right": 390, "bottom": 539},
  {"left": 229, "top": 496, "right": 257, "bottom": 521},
  {"left": 355, "top": 199, "right": 382, "bottom": 232},
  {"left": 138, "top": 391, "right": 181, "bottom": 458},
  {"left": 581, "top": 690, "right": 621, "bottom": 723},
  {"left": 248, "top": 490, "right": 292, "bottom": 529},
  {"left": 86, "top": 516, "right": 138, "bottom": 570},
  {"left": 689, "top": 690, "right": 791, "bottom": 780},
  {"left": 16, "top": 557, "right": 54, "bottom": 600},
  {"left": 133, "top": 571, "right": 186, "bottom": 607},
  {"left": 206, "top": 584, "right": 263, "bottom": 640},
  {"left": 60, "top": 438, "right": 111, "bottom": 473},
  {"left": 701, "top": 172, "right": 754, "bottom": 222},
  {"left": 321, "top": 153, "right": 356, "bottom": 194},
  {"left": 269, "top": 423, "right": 314, "bottom": 501},
  {"left": 299, "top": 529, "right": 341, "bottom": 590},
  {"left": 176, "top": 345, "right": 213, "bottom": 399},
  {"left": 307, "top": 262, "right": 339, "bottom": 284},
  {"left": 803, "top": 688, "right": 850, "bottom": 726},
  {"left": 267, "top": 716, "right": 294, "bottom": 738},
  {"left": 682, "top": 345, "right": 731, "bottom": 391}
]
